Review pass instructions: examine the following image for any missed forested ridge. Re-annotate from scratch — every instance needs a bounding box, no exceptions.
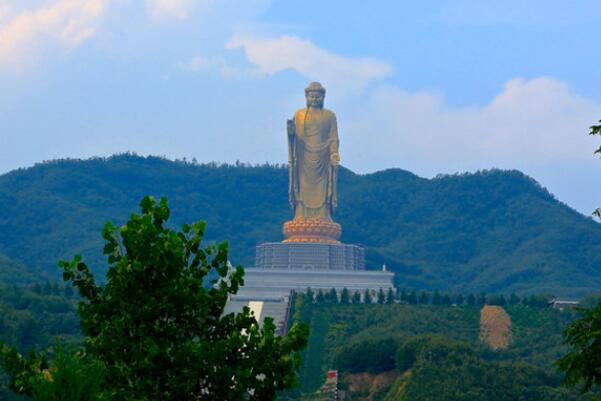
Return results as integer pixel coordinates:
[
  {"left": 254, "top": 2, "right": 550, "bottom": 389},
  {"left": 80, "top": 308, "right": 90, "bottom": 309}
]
[
  {"left": 289, "top": 299, "right": 589, "bottom": 401},
  {"left": 1, "top": 154, "right": 600, "bottom": 296}
]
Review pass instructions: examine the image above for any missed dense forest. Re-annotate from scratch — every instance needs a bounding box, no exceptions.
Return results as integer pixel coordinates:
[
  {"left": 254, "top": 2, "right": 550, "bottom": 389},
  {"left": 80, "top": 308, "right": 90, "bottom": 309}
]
[
  {"left": 0, "top": 253, "right": 35, "bottom": 285},
  {"left": 1, "top": 154, "right": 600, "bottom": 296},
  {"left": 0, "top": 283, "right": 589, "bottom": 401},
  {"left": 289, "top": 299, "right": 587, "bottom": 400},
  {"left": 0, "top": 283, "right": 80, "bottom": 400}
]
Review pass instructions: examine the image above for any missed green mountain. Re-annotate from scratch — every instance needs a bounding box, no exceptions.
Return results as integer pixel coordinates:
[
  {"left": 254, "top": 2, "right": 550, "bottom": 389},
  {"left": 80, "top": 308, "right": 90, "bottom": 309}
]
[{"left": 0, "top": 154, "right": 599, "bottom": 296}]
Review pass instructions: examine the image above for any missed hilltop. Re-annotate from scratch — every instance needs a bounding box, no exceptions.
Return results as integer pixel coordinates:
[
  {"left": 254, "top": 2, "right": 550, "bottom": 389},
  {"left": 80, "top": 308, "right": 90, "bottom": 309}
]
[{"left": 0, "top": 154, "right": 600, "bottom": 296}]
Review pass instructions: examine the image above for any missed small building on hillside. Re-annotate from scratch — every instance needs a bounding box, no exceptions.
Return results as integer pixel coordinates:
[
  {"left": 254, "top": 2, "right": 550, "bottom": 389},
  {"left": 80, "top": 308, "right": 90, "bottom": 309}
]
[{"left": 548, "top": 298, "right": 580, "bottom": 310}]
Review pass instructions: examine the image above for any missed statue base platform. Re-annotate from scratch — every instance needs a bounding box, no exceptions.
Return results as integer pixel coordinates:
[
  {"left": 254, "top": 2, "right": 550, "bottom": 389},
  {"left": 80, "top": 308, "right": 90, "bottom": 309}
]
[
  {"left": 255, "top": 242, "right": 364, "bottom": 271},
  {"left": 283, "top": 218, "right": 341, "bottom": 243}
]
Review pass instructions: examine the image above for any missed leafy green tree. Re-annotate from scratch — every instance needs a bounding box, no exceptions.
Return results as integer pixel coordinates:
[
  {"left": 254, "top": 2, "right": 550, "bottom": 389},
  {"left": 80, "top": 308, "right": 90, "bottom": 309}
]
[
  {"left": 35, "top": 348, "right": 104, "bottom": 401},
  {"left": 432, "top": 291, "right": 441, "bottom": 305},
  {"left": 0, "top": 344, "right": 105, "bottom": 401},
  {"left": 418, "top": 291, "right": 430, "bottom": 304},
  {"left": 0, "top": 342, "right": 48, "bottom": 397},
  {"left": 556, "top": 120, "right": 601, "bottom": 400},
  {"left": 455, "top": 294, "right": 465, "bottom": 305},
  {"left": 466, "top": 293, "right": 476, "bottom": 306},
  {"left": 315, "top": 290, "right": 325, "bottom": 304},
  {"left": 51, "top": 196, "right": 309, "bottom": 401},
  {"left": 340, "top": 288, "right": 350, "bottom": 304},
  {"left": 509, "top": 293, "right": 521, "bottom": 305},
  {"left": 407, "top": 290, "right": 417, "bottom": 305},
  {"left": 557, "top": 303, "right": 601, "bottom": 400},
  {"left": 351, "top": 291, "right": 361, "bottom": 305},
  {"left": 441, "top": 294, "right": 452, "bottom": 306}
]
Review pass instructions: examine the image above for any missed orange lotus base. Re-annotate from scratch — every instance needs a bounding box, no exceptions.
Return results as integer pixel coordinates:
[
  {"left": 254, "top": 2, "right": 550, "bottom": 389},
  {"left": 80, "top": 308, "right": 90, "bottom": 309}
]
[{"left": 283, "top": 218, "right": 341, "bottom": 244}]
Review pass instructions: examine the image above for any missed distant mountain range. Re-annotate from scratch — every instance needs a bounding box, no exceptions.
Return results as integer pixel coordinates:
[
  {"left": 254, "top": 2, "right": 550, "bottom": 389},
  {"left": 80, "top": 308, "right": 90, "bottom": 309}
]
[{"left": 0, "top": 154, "right": 599, "bottom": 296}]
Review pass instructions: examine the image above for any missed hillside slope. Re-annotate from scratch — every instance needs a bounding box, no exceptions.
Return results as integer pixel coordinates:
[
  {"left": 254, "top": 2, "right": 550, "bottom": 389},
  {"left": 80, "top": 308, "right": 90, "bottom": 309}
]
[
  {"left": 0, "top": 252, "right": 35, "bottom": 284},
  {"left": 0, "top": 154, "right": 599, "bottom": 296},
  {"left": 293, "top": 302, "right": 579, "bottom": 399}
]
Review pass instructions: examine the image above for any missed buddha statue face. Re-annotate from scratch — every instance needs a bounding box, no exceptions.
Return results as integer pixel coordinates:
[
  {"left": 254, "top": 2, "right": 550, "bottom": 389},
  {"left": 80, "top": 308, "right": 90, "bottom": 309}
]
[{"left": 306, "top": 90, "right": 325, "bottom": 109}]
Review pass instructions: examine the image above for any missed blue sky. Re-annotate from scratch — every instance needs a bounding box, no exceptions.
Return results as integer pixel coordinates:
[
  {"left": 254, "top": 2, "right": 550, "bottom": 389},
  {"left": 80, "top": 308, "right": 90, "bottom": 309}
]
[{"left": 1, "top": 0, "right": 600, "bottom": 215}]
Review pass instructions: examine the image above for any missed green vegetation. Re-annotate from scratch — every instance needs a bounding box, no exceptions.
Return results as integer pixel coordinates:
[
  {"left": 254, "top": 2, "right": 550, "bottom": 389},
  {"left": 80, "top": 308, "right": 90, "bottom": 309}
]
[
  {"left": 291, "top": 299, "right": 582, "bottom": 400},
  {"left": 0, "top": 284, "right": 81, "bottom": 400},
  {"left": 1, "top": 196, "right": 308, "bottom": 401},
  {"left": 0, "top": 283, "right": 80, "bottom": 352},
  {"left": 554, "top": 120, "right": 601, "bottom": 400},
  {"left": 557, "top": 303, "right": 601, "bottom": 400},
  {"left": 0, "top": 253, "right": 35, "bottom": 285},
  {"left": 387, "top": 335, "right": 579, "bottom": 401},
  {"left": 1, "top": 154, "right": 600, "bottom": 296}
]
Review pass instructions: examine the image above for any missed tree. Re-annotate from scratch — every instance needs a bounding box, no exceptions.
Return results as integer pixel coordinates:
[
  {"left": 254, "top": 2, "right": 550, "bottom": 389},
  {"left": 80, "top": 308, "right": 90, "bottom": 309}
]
[
  {"left": 315, "top": 290, "right": 326, "bottom": 304},
  {"left": 418, "top": 291, "right": 430, "bottom": 304},
  {"left": 407, "top": 290, "right": 417, "bottom": 305},
  {"left": 386, "top": 288, "right": 395, "bottom": 304},
  {"left": 455, "top": 294, "right": 465, "bottom": 305},
  {"left": 325, "top": 288, "right": 338, "bottom": 304},
  {"left": 442, "top": 294, "right": 452, "bottom": 306},
  {"left": 591, "top": 119, "right": 601, "bottom": 219},
  {"left": 1, "top": 196, "right": 309, "bottom": 401},
  {"left": 509, "top": 293, "right": 521, "bottom": 305},
  {"left": 557, "top": 303, "right": 601, "bottom": 399},
  {"left": 377, "top": 288, "right": 386, "bottom": 304},
  {"left": 364, "top": 289, "right": 372, "bottom": 304},
  {"left": 351, "top": 291, "right": 361, "bottom": 304},
  {"left": 466, "top": 293, "right": 476, "bottom": 306},
  {"left": 340, "top": 287, "right": 350, "bottom": 304},
  {"left": 556, "top": 120, "right": 601, "bottom": 399},
  {"left": 400, "top": 288, "right": 408, "bottom": 303},
  {"left": 432, "top": 291, "right": 441, "bottom": 305},
  {"left": 305, "top": 287, "right": 314, "bottom": 303},
  {"left": 488, "top": 294, "right": 507, "bottom": 306}
]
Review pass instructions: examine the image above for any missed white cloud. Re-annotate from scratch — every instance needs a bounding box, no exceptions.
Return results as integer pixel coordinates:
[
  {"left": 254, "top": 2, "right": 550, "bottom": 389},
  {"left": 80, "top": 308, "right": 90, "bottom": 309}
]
[
  {"left": 226, "top": 34, "right": 392, "bottom": 95},
  {"left": 0, "top": 0, "right": 112, "bottom": 67},
  {"left": 178, "top": 54, "right": 242, "bottom": 77},
  {"left": 145, "top": 0, "right": 212, "bottom": 20},
  {"left": 343, "top": 77, "right": 601, "bottom": 176}
]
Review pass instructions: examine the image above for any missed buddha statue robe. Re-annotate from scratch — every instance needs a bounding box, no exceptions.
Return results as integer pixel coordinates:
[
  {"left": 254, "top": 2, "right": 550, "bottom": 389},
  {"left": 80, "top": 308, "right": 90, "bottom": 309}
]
[{"left": 288, "top": 107, "right": 339, "bottom": 221}]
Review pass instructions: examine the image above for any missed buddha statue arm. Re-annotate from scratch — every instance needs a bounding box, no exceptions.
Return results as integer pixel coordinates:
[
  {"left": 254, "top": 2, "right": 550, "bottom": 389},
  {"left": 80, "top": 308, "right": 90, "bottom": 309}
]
[{"left": 329, "top": 113, "right": 340, "bottom": 166}]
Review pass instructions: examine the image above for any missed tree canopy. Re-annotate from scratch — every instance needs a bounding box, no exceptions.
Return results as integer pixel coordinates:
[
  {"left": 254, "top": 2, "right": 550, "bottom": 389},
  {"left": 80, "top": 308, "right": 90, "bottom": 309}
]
[{"left": 1, "top": 196, "right": 309, "bottom": 401}]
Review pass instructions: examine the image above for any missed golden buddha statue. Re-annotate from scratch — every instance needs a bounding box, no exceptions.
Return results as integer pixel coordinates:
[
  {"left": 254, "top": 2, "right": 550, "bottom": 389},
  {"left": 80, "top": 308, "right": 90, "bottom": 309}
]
[{"left": 284, "top": 82, "right": 342, "bottom": 243}]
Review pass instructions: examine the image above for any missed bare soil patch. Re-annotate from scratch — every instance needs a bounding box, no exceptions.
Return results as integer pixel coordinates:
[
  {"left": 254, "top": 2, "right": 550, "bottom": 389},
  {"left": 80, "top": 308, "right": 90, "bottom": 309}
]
[{"left": 480, "top": 305, "right": 512, "bottom": 350}]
